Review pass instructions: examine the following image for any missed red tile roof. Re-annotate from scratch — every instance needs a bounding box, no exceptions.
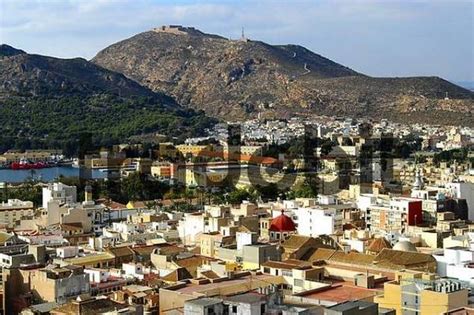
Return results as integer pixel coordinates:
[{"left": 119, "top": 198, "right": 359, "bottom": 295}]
[
  {"left": 302, "top": 283, "right": 379, "bottom": 303},
  {"left": 269, "top": 210, "right": 296, "bottom": 232}
]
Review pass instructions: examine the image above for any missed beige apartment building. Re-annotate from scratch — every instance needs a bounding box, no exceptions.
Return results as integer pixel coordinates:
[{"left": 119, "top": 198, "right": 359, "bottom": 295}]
[{"left": 0, "top": 199, "right": 34, "bottom": 228}]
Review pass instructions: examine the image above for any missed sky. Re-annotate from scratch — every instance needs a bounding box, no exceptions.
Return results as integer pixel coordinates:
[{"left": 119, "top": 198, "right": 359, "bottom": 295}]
[{"left": 1, "top": 0, "right": 473, "bottom": 82}]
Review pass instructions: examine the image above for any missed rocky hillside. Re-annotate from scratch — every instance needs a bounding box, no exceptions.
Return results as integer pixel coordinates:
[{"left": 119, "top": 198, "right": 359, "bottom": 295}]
[
  {"left": 0, "top": 45, "right": 215, "bottom": 151},
  {"left": 0, "top": 44, "right": 157, "bottom": 98},
  {"left": 92, "top": 26, "right": 473, "bottom": 126}
]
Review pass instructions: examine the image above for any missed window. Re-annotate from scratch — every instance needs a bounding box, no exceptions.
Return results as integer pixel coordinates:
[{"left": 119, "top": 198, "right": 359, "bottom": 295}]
[
  {"left": 232, "top": 305, "right": 237, "bottom": 313},
  {"left": 282, "top": 270, "right": 293, "bottom": 277},
  {"left": 260, "top": 304, "right": 266, "bottom": 314},
  {"left": 294, "top": 279, "right": 304, "bottom": 287}
]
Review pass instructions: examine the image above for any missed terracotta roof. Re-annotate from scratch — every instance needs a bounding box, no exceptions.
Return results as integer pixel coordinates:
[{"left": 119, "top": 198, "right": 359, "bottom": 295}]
[
  {"left": 240, "top": 217, "right": 260, "bottom": 233},
  {"left": 367, "top": 237, "right": 392, "bottom": 253},
  {"left": 175, "top": 256, "right": 208, "bottom": 269},
  {"left": 269, "top": 211, "right": 296, "bottom": 232},
  {"left": 280, "top": 235, "right": 312, "bottom": 249},
  {"left": 200, "top": 270, "right": 220, "bottom": 279},
  {"left": 306, "top": 248, "right": 338, "bottom": 262},
  {"left": 374, "top": 249, "right": 436, "bottom": 268},
  {"left": 98, "top": 199, "right": 127, "bottom": 210},
  {"left": 309, "top": 247, "right": 435, "bottom": 272},
  {"left": 302, "top": 283, "right": 378, "bottom": 303}
]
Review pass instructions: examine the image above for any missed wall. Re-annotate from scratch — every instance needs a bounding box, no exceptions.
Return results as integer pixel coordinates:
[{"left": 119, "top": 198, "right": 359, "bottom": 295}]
[
  {"left": 60, "top": 206, "right": 92, "bottom": 233},
  {"left": 374, "top": 282, "right": 402, "bottom": 315},
  {"left": 53, "top": 273, "right": 90, "bottom": 304},
  {"left": 296, "top": 208, "right": 337, "bottom": 237},
  {"left": 159, "top": 288, "right": 195, "bottom": 314},
  {"left": 420, "top": 289, "right": 468, "bottom": 315}
]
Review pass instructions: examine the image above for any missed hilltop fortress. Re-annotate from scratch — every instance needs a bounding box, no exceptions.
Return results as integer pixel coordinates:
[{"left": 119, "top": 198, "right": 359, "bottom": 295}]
[
  {"left": 152, "top": 25, "right": 249, "bottom": 42},
  {"left": 152, "top": 25, "right": 198, "bottom": 35}
]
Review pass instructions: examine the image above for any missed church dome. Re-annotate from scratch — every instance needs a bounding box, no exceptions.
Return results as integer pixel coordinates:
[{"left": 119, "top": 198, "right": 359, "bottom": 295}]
[
  {"left": 393, "top": 240, "right": 417, "bottom": 252},
  {"left": 269, "top": 210, "right": 296, "bottom": 232}
]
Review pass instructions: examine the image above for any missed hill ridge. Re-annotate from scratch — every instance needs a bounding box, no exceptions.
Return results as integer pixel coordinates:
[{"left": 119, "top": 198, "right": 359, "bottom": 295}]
[{"left": 92, "top": 25, "right": 473, "bottom": 126}]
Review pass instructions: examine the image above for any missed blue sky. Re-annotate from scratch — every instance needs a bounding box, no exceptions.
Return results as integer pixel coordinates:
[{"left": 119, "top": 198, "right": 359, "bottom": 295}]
[{"left": 1, "top": 0, "right": 473, "bottom": 82}]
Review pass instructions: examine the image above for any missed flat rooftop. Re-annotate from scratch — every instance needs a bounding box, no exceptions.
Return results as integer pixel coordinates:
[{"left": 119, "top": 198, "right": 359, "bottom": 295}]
[
  {"left": 301, "top": 282, "right": 380, "bottom": 303},
  {"left": 172, "top": 273, "right": 282, "bottom": 295}
]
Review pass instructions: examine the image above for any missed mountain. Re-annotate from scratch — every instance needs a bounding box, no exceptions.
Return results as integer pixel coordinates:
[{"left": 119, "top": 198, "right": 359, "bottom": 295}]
[
  {"left": 0, "top": 44, "right": 157, "bottom": 98},
  {"left": 93, "top": 26, "right": 474, "bottom": 126},
  {"left": 0, "top": 44, "right": 215, "bottom": 152}
]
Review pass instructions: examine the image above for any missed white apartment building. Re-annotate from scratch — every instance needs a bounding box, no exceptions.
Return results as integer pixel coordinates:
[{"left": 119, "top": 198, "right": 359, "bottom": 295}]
[
  {"left": 445, "top": 182, "right": 474, "bottom": 220},
  {"left": 177, "top": 212, "right": 207, "bottom": 245},
  {"left": 270, "top": 197, "right": 344, "bottom": 237},
  {"left": 42, "top": 182, "right": 77, "bottom": 209},
  {"left": 84, "top": 268, "right": 110, "bottom": 283},
  {"left": 293, "top": 207, "right": 342, "bottom": 237},
  {"left": 122, "top": 262, "right": 149, "bottom": 280},
  {"left": 271, "top": 206, "right": 340, "bottom": 237},
  {"left": 434, "top": 247, "right": 474, "bottom": 286}
]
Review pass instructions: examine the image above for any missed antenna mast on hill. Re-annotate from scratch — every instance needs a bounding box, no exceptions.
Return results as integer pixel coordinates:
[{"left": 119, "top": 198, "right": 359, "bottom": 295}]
[{"left": 240, "top": 27, "right": 248, "bottom": 42}]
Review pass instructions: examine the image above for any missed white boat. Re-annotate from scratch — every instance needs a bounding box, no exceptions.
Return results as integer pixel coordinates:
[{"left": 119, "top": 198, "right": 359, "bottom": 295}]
[{"left": 71, "top": 158, "right": 80, "bottom": 168}]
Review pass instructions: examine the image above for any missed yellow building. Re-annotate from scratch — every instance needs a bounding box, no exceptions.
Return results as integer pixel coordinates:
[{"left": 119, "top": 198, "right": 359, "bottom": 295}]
[
  {"left": 176, "top": 144, "right": 211, "bottom": 157},
  {"left": 199, "top": 232, "right": 234, "bottom": 258},
  {"left": 0, "top": 199, "right": 34, "bottom": 228},
  {"left": 0, "top": 149, "right": 61, "bottom": 163},
  {"left": 222, "top": 145, "right": 263, "bottom": 156},
  {"left": 375, "top": 271, "right": 468, "bottom": 315},
  {"left": 184, "top": 168, "right": 227, "bottom": 187},
  {"left": 89, "top": 157, "right": 129, "bottom": 169},
  {"left": 60, "top": 252, "right": 116, "bottom": 268}
]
